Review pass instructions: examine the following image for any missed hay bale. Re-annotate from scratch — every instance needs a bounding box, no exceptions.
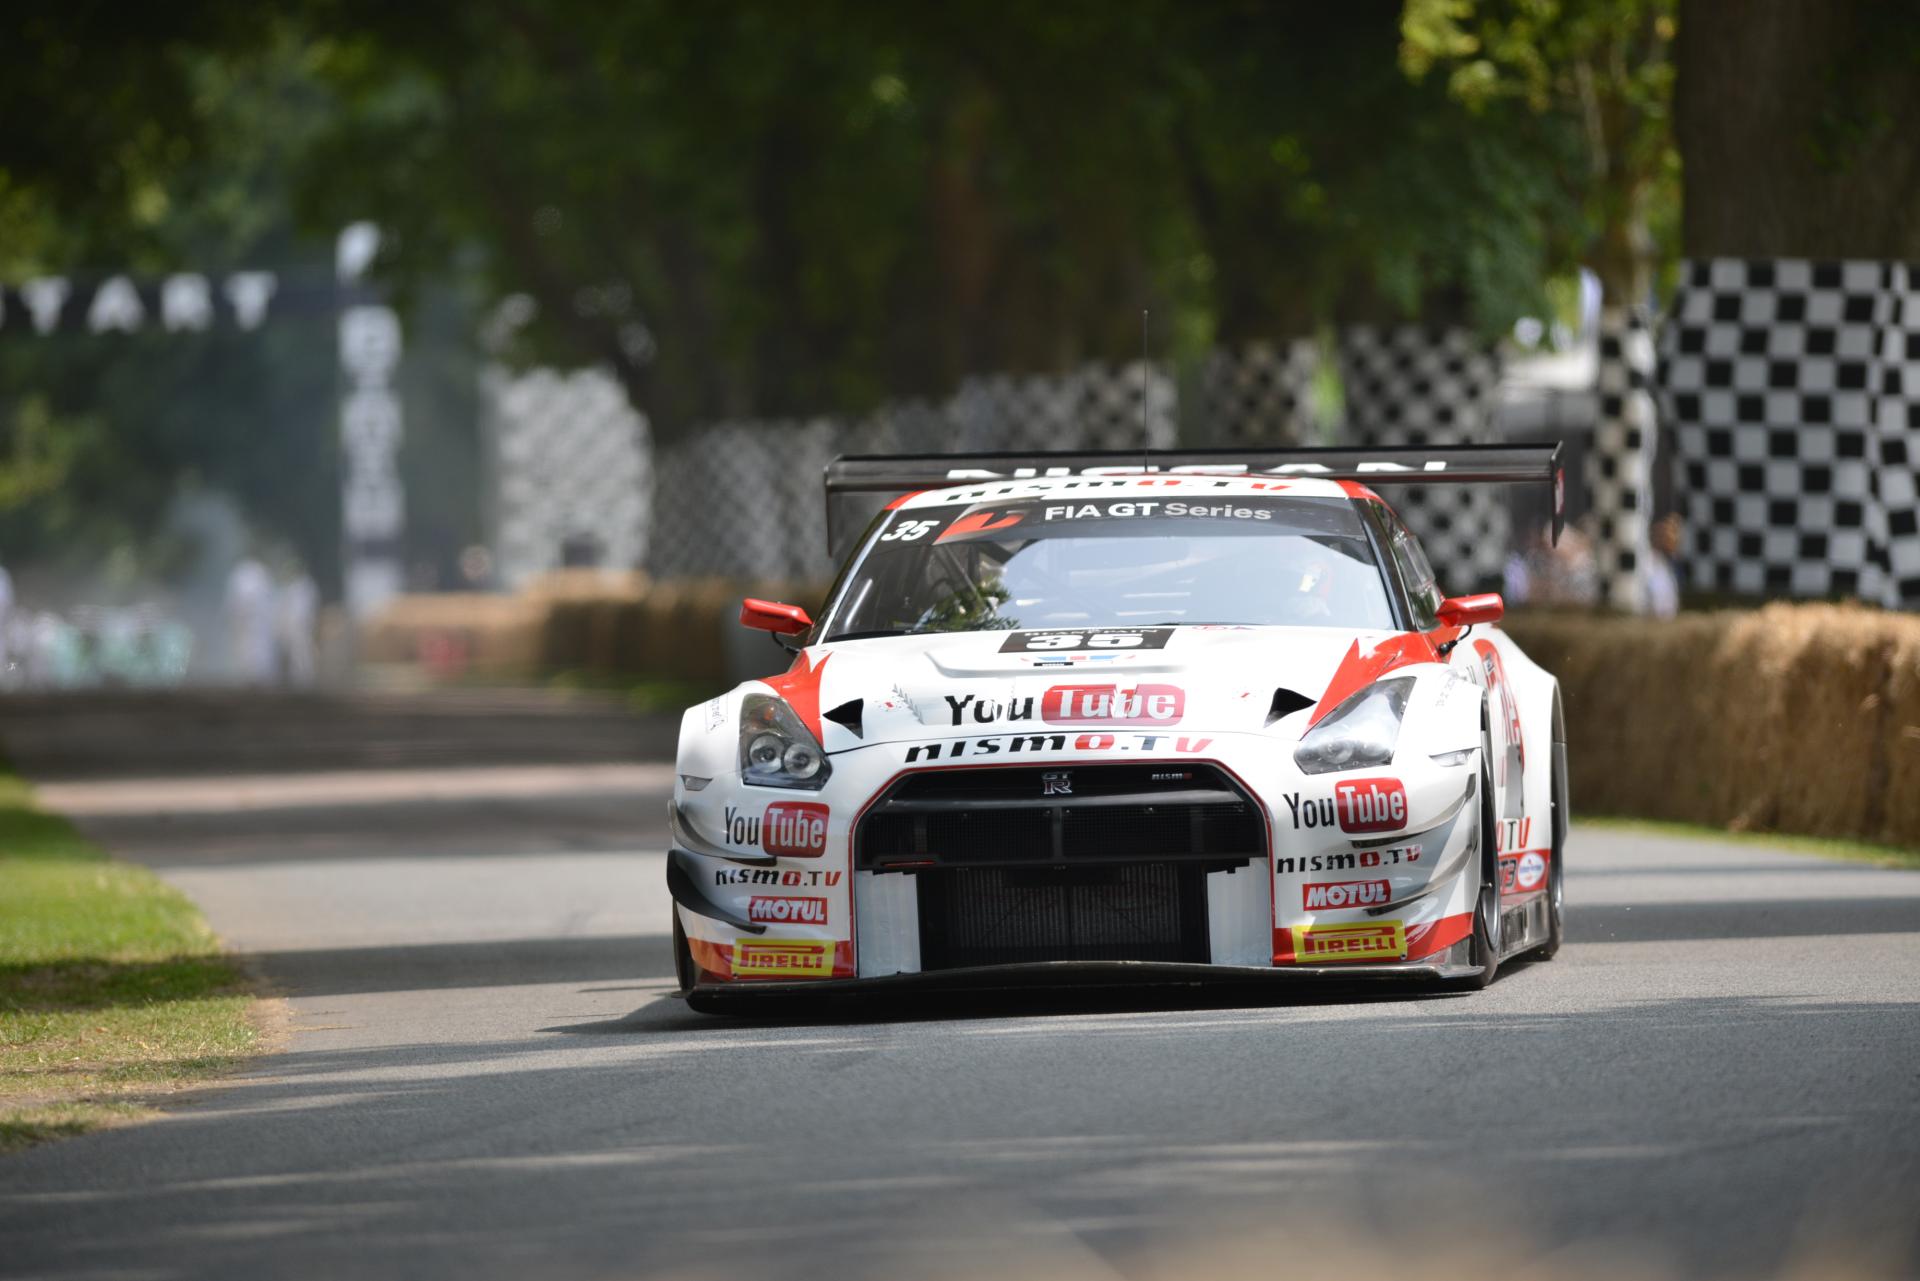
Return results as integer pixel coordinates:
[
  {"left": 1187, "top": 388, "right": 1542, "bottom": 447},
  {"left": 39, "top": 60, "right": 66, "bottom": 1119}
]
[
  {"left": 1877, "top": 621, "right": 1920, "bottom": 846},
  {"left": 526, "top": 568, "right": 651, "bottom": 601},
  {"left": 360, "top": 593, "right": 544, "bottom": 676},
  {"left": 1759, "top": 604, "right": 1890, "bottom": 838},
  {"left": 538, "top": 598, "right": 596, "bottom": 671},
  {"left": 1508, "top": 604, "right": 1917, "bottom": 847}
]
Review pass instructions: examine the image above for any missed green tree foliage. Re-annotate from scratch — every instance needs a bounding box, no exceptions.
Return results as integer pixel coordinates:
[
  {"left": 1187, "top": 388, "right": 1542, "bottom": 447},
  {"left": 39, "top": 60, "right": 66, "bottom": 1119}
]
[
  {"left": 4, "top": 2, "right": 1579, "bottom": 579},
  {"left": 292, "top": 0, "right": 1573, "bottom": 440},
  {"left": 1676, "top": 0, "right": 1920, "bottom": 260},
  {"left": 1400, "top": 0, "right": 1679, "bottom": 303},
  {"left": 0, "top": 6, "right": 272, "bottom": 278},
  {"left": 0, "top": 34, "right": 343, "bottom": 584}
]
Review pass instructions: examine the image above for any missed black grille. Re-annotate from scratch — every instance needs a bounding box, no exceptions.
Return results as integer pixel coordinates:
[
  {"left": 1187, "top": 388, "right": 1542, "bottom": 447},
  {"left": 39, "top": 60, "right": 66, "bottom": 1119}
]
[
  {"left": 916, "top": 863, "right": 1210, "bottom": 969},
  {"left": 855, "top": 764, "right": 1264, "bottom": 871}
]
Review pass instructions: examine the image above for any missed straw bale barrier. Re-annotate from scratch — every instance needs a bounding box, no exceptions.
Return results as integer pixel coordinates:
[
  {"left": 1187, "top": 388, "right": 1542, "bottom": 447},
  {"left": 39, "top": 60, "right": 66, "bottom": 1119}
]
[
  {"left": 358, "top": 592, "right": 546, "bottom": 674},
  {"left": 1506, "top": 604, "right": 1920, "bottom": 847},
  {"left": 364, "top": 575, "right": 817, "bottom": 686}
]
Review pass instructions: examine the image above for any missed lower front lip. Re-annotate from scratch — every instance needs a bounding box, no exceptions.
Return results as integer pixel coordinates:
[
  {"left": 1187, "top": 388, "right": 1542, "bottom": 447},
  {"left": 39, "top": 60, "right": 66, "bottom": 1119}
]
[{"left": 682, "top": 957, "right": 1481, "bottom": 1002}]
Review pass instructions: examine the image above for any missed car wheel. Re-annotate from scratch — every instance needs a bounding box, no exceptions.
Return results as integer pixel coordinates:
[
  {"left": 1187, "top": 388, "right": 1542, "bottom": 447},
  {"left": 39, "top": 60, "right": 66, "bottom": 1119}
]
[{"left": 1445, "top": 752, "right": 1503, "bottom": 991}]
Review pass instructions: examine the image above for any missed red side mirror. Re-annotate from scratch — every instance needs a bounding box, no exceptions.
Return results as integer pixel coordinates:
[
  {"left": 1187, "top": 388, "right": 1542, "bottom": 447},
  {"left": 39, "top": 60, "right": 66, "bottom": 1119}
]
[
  {"left": 1437, "top": 593, "right": 1504, "bottom": 627},
  {"left": 740, "top": 597, "right": 813, "bottom": 636}
]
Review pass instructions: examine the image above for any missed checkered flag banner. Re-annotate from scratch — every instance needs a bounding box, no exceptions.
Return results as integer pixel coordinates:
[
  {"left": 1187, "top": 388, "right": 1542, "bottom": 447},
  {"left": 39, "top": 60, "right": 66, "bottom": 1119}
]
[
  {"left": 647, "top": 418, "right": 841, "bottom": 582},
  {"left": 1336, "top": 325, "right": 1508, "bottom": 592},
  {"left": 1200, "top": 340, "right": 1320, "bottom": 446},
  {"left": 646, "top": 361, "right": 1177, "bottom": 581},
  {"left": 486, "top": 365, "right": 652, "bottom": 588},
  {"left": 1591, "top": 307, "right": 1659, "bottom": 610},
  {"left": 1657, "top": 259, "right": 1920, "bottom": 606}
]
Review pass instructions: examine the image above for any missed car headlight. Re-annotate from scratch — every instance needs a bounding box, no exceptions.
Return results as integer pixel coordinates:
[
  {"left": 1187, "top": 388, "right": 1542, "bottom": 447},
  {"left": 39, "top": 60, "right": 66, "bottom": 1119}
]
[
  {"left": 1293, "top": 677, "right": 1414, "bottom": 775},
  {"left": 739, "top": 693, "right": 832, "bottom": 789}
]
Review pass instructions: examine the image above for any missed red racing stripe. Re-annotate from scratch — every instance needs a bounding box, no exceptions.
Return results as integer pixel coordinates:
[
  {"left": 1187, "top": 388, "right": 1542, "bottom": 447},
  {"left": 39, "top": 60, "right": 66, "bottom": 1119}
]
[
  {"left": 763, "top": 650, "right": 832, "bottom": 744},
  {"left": 1403, "top": 911, "right": 1474, "bottom": 960},
  {"left": 1308, "top": 633, "right": 1440, "bottom": 727}
]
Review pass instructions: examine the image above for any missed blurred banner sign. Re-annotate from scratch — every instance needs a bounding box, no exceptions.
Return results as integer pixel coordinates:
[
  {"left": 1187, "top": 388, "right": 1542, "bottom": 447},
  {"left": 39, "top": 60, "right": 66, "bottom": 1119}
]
[
  {"left": 337, "top": 223, "right": 405, "bottom": 620},
  {"left": 0, "top": 272, "right": 292, "bottom": 335}
]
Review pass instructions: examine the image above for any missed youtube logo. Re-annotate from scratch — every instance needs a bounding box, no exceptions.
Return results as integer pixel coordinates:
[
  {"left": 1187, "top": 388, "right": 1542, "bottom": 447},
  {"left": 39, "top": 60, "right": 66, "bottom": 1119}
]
[{"left": 1333, "top": 777, "right": 1407, "bottom": 834}]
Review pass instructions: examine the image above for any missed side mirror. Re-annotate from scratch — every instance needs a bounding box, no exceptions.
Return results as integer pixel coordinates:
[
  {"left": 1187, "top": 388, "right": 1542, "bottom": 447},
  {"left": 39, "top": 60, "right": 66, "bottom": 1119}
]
[
  {"left": 740, "top": 597, "right": 813, "bottom": 636},
  {"left": 1436, "top": 593, "right": 1504, "bottom": 627}
]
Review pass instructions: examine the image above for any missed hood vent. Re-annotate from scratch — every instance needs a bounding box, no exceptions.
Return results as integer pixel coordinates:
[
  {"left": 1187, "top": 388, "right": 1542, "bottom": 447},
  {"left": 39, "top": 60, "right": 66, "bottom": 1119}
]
[
  {"left": 824, "top": 698, "right": 864, "bottom": 739},
  {"left": 1266, "top": 688, "right": 1313, "bottom": 727}
]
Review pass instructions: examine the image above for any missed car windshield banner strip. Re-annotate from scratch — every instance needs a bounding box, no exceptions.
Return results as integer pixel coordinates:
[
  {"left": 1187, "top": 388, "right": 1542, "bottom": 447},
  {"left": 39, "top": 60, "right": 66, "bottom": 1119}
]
[{"left": 823, "top": 444, "right": 1565, "bottom": 556}]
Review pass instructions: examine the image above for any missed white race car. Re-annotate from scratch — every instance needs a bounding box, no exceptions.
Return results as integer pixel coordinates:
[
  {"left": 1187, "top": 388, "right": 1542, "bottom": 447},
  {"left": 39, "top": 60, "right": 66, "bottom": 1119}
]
[{"left": 667, "top": 447, "right": 1568, "bottom": 1010}]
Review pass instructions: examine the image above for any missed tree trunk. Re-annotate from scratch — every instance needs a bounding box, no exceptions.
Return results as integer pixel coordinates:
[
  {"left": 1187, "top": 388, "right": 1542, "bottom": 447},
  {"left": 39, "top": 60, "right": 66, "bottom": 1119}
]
[{"left": 1677, "top": 0, "right": 1920, "bottom": 260}]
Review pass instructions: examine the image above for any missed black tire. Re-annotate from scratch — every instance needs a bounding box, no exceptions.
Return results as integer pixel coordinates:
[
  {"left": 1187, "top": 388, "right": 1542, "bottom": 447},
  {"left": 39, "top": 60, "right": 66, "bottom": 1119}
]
[
  {"left": 1445, "top": 753, "right": 1503, "bottom": 991},
  {"left": 1532, "top": 712, "right": 1570, "bottom": 960}
]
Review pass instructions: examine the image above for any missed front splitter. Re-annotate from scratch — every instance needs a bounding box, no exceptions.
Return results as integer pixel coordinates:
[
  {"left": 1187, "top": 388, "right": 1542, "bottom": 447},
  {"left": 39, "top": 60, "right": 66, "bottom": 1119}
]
[{"left": 681, "top": 957, "right": 1483, "bottom": 1008}]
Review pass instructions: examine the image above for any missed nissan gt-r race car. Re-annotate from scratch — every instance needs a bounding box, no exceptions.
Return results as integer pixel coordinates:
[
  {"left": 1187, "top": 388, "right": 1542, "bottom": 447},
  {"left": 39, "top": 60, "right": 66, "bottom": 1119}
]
[{"left": 666, "top": 446, "right": 1569, "bottom": 1011}]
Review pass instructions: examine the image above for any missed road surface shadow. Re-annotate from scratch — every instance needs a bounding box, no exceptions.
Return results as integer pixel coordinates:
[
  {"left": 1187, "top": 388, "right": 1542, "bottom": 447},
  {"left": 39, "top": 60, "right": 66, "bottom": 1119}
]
[
  {"left": 0, "top": 690, "right": 681, "bottom": 780},
  {"left": 8, "top": 993, "right": 1916, "bottom": 1281},
  {"left": 242, "top": 935, "right": 675, "bottom": 997},
  {"left": 558, "top": 969, "right": 1502, "bottom": 1034},
  {"left": 76, "top": 791, "right": 670, "bottom": 866},
  {"left": 1571, "top": 896, "right": 1920, "bottom": 943}
]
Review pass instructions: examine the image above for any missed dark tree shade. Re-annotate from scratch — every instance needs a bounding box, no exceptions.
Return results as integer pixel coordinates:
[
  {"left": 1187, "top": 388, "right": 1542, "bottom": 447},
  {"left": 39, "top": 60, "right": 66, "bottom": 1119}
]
[{"left": 1678, "top": 0, "right": 1920, "bottom": 261}]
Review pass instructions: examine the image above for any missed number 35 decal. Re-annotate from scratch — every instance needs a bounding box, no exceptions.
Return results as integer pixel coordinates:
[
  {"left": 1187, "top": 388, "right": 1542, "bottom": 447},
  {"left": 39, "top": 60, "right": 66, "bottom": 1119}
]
[
  {"left": 999, "top": 628, "right": 1175, "bottom": 653},
  {"left": 881, "top": 519, "right": 939, "bottom": 542}
]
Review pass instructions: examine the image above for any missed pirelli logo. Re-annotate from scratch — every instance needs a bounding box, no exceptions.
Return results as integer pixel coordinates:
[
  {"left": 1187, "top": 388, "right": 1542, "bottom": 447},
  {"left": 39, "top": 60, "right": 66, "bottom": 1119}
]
[
  {"left": 1284, "top": 922, "right": 1406, "bottom": 964},
  {"left": 732, "top": 939, "right": 835, "bottom": 978}
]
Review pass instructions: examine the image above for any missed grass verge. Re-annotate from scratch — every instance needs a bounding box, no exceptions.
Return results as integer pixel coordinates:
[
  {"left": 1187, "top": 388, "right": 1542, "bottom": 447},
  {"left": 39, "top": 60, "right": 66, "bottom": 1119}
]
[
  {"left": 1579, "top": 815, "right": 1920, "bottom": 870},
  {"left": 0, "top": 768, "right": 258, "bottom": 1152}
]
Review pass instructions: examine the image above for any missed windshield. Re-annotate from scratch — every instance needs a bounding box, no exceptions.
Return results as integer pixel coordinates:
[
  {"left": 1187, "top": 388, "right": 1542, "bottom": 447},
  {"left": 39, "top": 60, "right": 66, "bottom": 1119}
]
[{"left": 817, "top": 493, "right": 1395, "bottom": 640}]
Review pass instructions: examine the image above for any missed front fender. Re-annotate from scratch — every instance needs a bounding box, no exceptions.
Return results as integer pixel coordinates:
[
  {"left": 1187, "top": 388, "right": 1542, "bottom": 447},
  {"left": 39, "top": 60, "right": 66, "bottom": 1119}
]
[
  {"left": 1415, "top": 664, "right": 1485, "bottom": 761},
  {"left": 678, "top": 689, "right": 743, "bottom": 784}
]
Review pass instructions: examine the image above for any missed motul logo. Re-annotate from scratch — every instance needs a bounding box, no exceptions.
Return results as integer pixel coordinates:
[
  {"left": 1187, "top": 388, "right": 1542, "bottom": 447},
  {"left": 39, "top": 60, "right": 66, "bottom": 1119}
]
[
  {"left": 748, "top": 895, "right": 828, "bottom": 925},
  {"left": 1303, "top": 879, "right": 1391, "bottom": 910},
  {"left": 1041, "top": 683, "right": 1184, "bottom": 726},
  {"left": 1333, "top": 777, "right": 1407, "bottom": 834},
  {"left": 762, "top": 801, "right": 830, "bottom": 856}
]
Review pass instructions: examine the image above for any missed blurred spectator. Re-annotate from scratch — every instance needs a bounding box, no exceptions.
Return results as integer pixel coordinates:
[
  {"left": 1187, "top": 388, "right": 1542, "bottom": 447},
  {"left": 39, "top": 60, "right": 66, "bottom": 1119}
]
[
  {"left": 1503, "top": 547, "right": 1531, "bottom": 606},
  {"left": 560, "top": 533, "right": 604, "bottom": 568},
  {"left": 1509, "top": 522, "right": 1598, "bottom": 608},
  {"left": 1644, "top": 512, "right": 1682, "bottom": 619},
  {"left": 31, "top": 612, "right": 79, "bottom": 687},
  {"left": 0, "top": 563, "right": 12, "bottom": 682},
  {"left": 459, "top": 544, "right": 495, "bottom": 590},
  {"left": 226, "top": 557, "right": 278, "bottom": 685},
  {"left": 278, "top": 569, "right": 320, "bottom": 687}
]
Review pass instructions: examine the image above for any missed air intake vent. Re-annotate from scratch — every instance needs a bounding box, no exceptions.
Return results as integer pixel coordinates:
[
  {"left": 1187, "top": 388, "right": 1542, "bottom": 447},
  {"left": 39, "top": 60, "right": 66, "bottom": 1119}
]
[
  {"left": 915, "top": 862, "right": 1211, "bottom": 969},
  {"left": 855, "top": 764, "right": 1265, "bottom": 871},
  {"left": 1267, "top": 688, "right": 1314, "bottom": 725}
]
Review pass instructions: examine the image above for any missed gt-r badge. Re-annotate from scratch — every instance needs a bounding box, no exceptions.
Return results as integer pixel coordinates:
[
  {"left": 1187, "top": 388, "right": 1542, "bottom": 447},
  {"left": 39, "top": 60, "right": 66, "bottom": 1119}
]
[{"left": 1041, "top": 771, "right": 1073, "bottom": 796}]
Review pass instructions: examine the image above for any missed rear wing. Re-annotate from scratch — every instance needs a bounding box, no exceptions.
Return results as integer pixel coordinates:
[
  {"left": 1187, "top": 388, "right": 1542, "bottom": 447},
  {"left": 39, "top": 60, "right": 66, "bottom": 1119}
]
[{"left": 824, "top": 444, "right": 1564, "bottom": 559}]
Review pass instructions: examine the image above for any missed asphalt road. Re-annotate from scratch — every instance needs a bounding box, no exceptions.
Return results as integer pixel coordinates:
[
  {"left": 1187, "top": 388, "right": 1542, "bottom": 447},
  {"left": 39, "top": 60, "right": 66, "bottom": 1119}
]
[{"left": 3, "top": 692, "right": 1918, "bottom": 1281}]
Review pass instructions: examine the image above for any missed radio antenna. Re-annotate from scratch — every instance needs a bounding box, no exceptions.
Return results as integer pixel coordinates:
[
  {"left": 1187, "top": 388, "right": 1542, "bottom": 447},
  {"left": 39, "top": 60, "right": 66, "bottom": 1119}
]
[{"left": 1138, "top": 307, "right": 1150, "bottom": 470}]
